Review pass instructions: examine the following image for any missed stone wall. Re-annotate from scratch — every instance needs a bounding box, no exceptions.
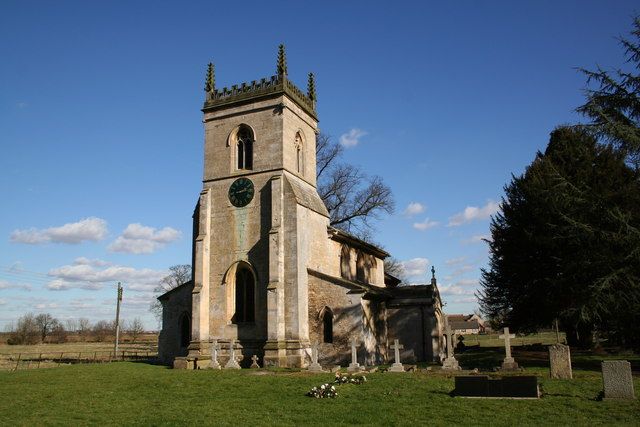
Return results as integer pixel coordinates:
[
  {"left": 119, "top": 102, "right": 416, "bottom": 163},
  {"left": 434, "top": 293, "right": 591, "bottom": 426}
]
[{"left": 158, "top": 282, "right": 193, "bottom": 365}]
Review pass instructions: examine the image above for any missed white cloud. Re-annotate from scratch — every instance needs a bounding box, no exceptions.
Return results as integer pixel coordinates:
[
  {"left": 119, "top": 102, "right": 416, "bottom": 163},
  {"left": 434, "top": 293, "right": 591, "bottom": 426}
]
[
  {"left": 403, "top": 202, "right": 425, "bottom": 217},
  {"left": 34, "top": 302, "right": 58, "bottom": 310},
  {"left": 445, "top": 257, "right": 466, "bottom": 266},
  {"left": 448, "top": 200, "right": 500, "bottom": 227},
  {"left": 452, "top": 265, "right": 475, "bottom": 277},
  {"left": 46, "top": 262, "right": 167, "bottom": 292},
  {"left": 339, "top": 128, "right": 367, "bottom": 148},
  {"left": 17, "top": 101, "right": 28, "bottom": 109},
  {"left": 400, "top": 258, "right": 430, "bottom": 277},
  {"left": 0, "top": 299, "right": 6, "bottom": 305},
  {"left": 10, "top": 217, "right": 108, "bottom": 244},
  {"left": 413, "top": 218, "right": 439, "bottom": 231},
  {"left": 73, "top": 257, "right": 111, "bottom": 267},
  {"left": 463, "top": 234, "right": 492, "bottom": 244},
  {"left": 439, "top": 284, "right": 476, "bottom": 296},
  {"left": 0, "top": 280, "right": 32, "bottom": 291},
  {"left": 108, "top": 223, "right": 181, "bottom": 254}
]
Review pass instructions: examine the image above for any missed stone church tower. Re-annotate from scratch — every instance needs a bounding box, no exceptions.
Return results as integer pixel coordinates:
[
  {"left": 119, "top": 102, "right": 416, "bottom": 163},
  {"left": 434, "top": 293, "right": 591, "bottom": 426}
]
[{"left": 158, "top": 46, "right": 443, "bottom": 369}]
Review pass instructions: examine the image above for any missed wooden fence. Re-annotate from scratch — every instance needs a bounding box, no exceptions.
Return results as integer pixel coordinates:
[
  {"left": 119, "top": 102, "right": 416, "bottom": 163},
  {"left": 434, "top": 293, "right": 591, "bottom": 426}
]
[{"left": 2, "top": 350, "right": 158, "bottom": 371}]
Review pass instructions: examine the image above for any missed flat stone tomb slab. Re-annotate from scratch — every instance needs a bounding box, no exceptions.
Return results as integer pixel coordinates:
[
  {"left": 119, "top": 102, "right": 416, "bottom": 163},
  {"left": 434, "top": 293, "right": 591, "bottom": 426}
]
[
  {"left": 602, "top": 360, "right": 636, "bottom": 399},
  {"left": 454, "top": 376, "right": 539, "bottom": 398}
]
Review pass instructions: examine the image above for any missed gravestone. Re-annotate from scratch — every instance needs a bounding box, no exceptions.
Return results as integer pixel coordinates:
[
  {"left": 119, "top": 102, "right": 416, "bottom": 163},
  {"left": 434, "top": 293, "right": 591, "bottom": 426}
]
[
  {"left": 224, "top": 339, "right": 241, "bottom": 369},
  {"left": 549, "top": 344, "right": 572, "bottom": 379},
  {"left": 389, "top": 339, "right": 405, "bottom": 372},
  {"left": 209, "top": 339, "right": 221, "bottom": 370},
  {"left": 454, "top": 376, "right": 539, "bottom": 398},
  {"left": 499, "top": 327, "right": 519, "bottom": 371},
  {"left": 602, "top": 360, "right": 636, "bottom": 399},
  {"left": 307, "top": 341, "right": 323, "bottom": 372},
  {"left": 250, "top": 355, "right": 260, "bottom": 369},
  {"left": 347, "top": 337, "right": 361, "bottom": 372},
  {"left": 441, "top": 322, "right": 461, "bottom": 370}
]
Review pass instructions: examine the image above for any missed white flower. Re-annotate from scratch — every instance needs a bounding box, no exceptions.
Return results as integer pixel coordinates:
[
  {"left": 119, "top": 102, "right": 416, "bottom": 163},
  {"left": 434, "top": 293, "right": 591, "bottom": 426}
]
[{"left": 320, "top": 384, "right": 325, "bottom": 389}]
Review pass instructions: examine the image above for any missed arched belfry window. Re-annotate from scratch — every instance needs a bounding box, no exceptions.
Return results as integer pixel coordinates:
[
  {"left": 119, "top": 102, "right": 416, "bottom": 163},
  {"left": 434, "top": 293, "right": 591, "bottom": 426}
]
[
  {"left": 356, "top": 251, "right": 366, "bottom": 282},
  {"left": 179, "top": 312, "right": 191, "bottom": 348},
  {"left": 295, "top": 132, "right": 304, "bottom": 174},
  {"left": 320, "top": 307, "right": 333, "bottom": 343},
  {"left": 236, "top": 126, "right": 253, "bottom": 170},
  {"left": 233, "top": 264, "right": 255, "bottom": 323}
]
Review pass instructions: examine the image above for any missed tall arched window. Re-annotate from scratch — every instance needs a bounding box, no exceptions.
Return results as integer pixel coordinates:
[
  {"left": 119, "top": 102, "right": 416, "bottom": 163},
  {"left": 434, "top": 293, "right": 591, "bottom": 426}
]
[
  {"left": 179, "top": 312, "right": 191, "bottom": 348},
  {"left": 356, "top": 251, "right": 366, "bottom": 282},
  {"left": 236, "top": 126, "right": 253, "bottom": 170},
  {"left": 320, "top": 307, "right": 333, "bottom": 343},
  {"left": 234, "top": 265, "right": 255, "bottom": 323},
  {"left": 295, "top": 132, "right": 304, "bottom": 174},
  {"left": 340, "top": 245, "right": 351, "bottom": 280}
]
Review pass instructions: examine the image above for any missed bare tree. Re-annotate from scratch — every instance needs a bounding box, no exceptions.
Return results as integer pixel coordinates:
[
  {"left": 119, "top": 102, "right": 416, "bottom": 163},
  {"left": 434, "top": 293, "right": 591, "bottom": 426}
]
[
  {"left": 35, "top": 313, "right": 55, "bottom": 343},
  {"left": 383, "top": 257, "right": 406, "bottom": 283},
  {"left": 50, "top": 321, "right": 67, "bottom": 343},
  {"left": 149, "top": 264, "right": 192, "bottom": 321},
  {"left": 65, "top": 318, "right": 78, "bottom": 333},
  {"left": 316, "top": 133, "right": 394, "bottom": 236},
  {"left": 77, "top": 318, "right": 91, "bottom": 341},
  {"left": 92, "top": 320, "right": 114, "bottom": 342},
  {"left": 7, "top": 313, "right": 39, "bottom": 345},
  {"left": 126, "top": 318, "right": 145, "bottom": 343}
]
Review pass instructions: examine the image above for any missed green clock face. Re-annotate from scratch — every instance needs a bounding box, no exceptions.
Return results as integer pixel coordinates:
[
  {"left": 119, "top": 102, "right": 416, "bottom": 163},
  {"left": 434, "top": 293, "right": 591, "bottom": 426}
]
[{"left": 228, "top": 177, "right": 255, "bottom": 207}]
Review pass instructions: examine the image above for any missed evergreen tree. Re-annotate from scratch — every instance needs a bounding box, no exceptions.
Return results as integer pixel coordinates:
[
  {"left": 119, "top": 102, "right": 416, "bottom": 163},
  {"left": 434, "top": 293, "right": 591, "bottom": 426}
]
[
  {"left": 479, "top": 127, "right": 640, "bottom": 348},
  {"left": 577, "top": 16, "right": 640, "bottom": 167}
]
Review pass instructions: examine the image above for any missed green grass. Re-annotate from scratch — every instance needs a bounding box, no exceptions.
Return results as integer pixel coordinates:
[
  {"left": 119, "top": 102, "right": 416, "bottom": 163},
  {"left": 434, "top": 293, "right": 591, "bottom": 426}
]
[{"left": 1, "top": 362, "right": 638, "bottom": 426}]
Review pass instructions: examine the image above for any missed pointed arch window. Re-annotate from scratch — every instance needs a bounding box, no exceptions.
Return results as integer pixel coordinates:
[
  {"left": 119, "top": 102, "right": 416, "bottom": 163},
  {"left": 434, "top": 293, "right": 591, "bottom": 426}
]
[
  {"left": 236, "top": 126, "right": 253, "bottom": 170},
  {"left": 320, "top": 307, "right": 333, "bottom": 343},
  {"left": 233, "top": 265, "right": 255, "bottom": 323}
]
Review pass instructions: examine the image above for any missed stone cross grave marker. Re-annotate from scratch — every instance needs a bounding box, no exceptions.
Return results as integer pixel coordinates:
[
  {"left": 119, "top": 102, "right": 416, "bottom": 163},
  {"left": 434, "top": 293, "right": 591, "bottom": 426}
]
[
  {"left": 499, "top": 327, "right": 519, "bottom": 370},
  {"left": 442, "top": 321, "right": 460, "bottom": 370},
  {"left": 308, "top": 341, "right": 323, "bottom": 372},
  {"left": 250, "top": 355, "right": 260, "bottom": 369},
  {"left": 549, "top": 343, "right": 572, "bottom": 379},
  {"left": 347, "top": 337, "right": 361, "bottom": 372},
  {"left": 389, "top": 339, "right": 405, "bottom": 372},
  {"left": 224, "top": 339, "right": 241, "bottom": 369},
  {"left": 209, "top": 339, "right": 221, "bottom": 370},
  {"left": 602, "top": 360, "right": 636, "bottom": 399}
]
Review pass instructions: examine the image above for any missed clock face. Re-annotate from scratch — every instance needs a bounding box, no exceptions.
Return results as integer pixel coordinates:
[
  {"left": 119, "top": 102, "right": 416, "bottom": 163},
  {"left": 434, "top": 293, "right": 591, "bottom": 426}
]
[{"left": 228, "top": 177, "right": 255, "bottom": 207}]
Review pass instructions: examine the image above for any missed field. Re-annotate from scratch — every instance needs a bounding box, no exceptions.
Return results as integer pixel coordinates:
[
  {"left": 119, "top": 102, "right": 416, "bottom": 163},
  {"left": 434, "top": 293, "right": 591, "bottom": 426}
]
[
  {"left": 0, "top": 334, "right": 157, "bottom": 370},
  {"left": 1, "top": 361, "right": 639, "bottom": 426}
]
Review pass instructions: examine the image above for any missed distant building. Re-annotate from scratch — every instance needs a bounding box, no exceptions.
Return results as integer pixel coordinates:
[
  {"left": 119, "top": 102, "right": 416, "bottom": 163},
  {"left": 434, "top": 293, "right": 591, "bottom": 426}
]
[{"left": 446, "top": 313, "right": 485, "bottom": 335}]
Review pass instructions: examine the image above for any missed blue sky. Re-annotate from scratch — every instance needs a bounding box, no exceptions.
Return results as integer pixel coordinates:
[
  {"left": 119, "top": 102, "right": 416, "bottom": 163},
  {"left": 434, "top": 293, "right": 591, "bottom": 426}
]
[{"left": 1, "top": 1, "right": 638, "bottom": 330}]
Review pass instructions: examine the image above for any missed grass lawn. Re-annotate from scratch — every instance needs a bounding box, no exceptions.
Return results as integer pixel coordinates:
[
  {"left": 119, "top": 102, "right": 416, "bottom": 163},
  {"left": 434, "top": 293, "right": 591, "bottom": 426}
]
[{"left": 1, "top": 362, "right": 638, "bottom": 426}]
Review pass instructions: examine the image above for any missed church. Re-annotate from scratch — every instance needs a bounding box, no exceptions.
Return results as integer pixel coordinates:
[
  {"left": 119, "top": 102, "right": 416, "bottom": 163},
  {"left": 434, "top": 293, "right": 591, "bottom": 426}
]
[{"left": 158, "top": 46, "right": 444, "bottom": 368}]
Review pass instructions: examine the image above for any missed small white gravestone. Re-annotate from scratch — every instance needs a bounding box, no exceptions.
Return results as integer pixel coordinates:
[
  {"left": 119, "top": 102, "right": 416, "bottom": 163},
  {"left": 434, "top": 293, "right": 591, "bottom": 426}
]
[
  {"left": 224, "top": 339, "right": 241, "bottom": 369},
  {"left": 308, "top": 341, "right": 323, "bottom": 372},
  {"left": 209, "top": 339, "right": 221, "bottom": 370},
  {"left": 250, "top": 355, "right": 260, "bottom": 369},
  {"left": 389, "top": 339, "right": 405, "bottom": 372},
  {"left": 499, "top": 327, "right": 519, "bottom": 370},
  {"left": 602, "top": 360, "right": 636, "bottom": 399},
  {"left": 441, "top": 322, "right": 461, "bottom": 370},
  {"left": 347, "top": 337, "right": 361, "bottom": 372}
]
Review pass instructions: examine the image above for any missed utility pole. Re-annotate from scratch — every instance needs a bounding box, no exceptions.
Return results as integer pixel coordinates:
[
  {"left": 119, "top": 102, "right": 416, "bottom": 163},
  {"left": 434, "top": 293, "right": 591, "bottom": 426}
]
[{"left": 114, "top": 282, "right": 123, "bottom": 356}]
